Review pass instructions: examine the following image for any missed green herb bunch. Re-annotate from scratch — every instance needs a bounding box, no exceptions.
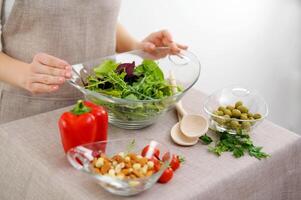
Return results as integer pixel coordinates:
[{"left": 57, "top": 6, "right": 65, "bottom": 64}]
[{"left": 200, "top": 131, "right": 270, "bottom": 160}]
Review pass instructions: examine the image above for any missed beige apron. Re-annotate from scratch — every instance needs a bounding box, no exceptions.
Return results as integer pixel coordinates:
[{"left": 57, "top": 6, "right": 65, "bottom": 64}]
[{"left": 0, "top": 0, "right": 121, "bottom": 124}]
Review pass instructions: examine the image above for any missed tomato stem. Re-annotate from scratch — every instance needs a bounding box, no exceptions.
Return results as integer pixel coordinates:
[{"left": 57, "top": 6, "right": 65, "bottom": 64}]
[
  {"left": 178, "top": 155, "right": 185, "bottom": 163},
  {"left": 71, "top": 100, "right": 91, "bottom": 115}
]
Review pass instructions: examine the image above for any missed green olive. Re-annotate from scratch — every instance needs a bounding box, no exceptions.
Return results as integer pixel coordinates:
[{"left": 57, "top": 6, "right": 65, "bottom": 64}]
[
  {"left": 230, "top": 120, "right": 240, "bottom": 129},
  {"left": 224, "top": 121, "right": 231, "bottom": 127},
  {"left": 232, "top": 109, "right": 241, "bottom": 118},
  {"left": 249, "top": 117, "right": 256, "bottom": 125},
  {"left": 242, "top": 121, "right": 251, "bottom": 129},
  {"left": 248, "top": 113, "right": 254, "bottom": 118},
  {"left": 213, "top": 110, "right": 220, "bottom": 115},
  {"left": 223, "top": 115, "right": 231, "bottom": 122},
  {"left": 235, "top": 101, "right": 243, "bottom": 108},
  {"left": 224, "top": 109, "right": 232, "bottom": 116},
  {"left": 240, "top": 113, "right": 248, "bottom": 120},
  {"left": 253, "top": 113, "right": 262, "bottom": 119},
  {"left": 218, "top": 106, "right": 226, "bottom": 112},
  {"left": 216, "top": 110, "right": 224, "bottom": 116},
  {"left": 226, "top": 105, "right": 235, "bottom": 111},
  {"left": 237, "top": 105, "right": 249, "bottom": 114},
  {"left": 215, "top": 118, "right": 224, "bottom": 125}
]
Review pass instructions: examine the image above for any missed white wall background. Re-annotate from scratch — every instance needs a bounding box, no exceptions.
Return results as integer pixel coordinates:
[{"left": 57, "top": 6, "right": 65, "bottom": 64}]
[{"left": 119, "top": 0, "right": 301, "bottom": 134}]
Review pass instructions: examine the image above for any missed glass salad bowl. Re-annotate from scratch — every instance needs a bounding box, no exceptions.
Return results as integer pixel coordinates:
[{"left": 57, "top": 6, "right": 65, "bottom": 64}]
[
  {"left": 67, "top": 138, "right": 172, "bottom": 196},
  {"left": 203, "top": 86, "right": 268, "bottom": 134},
  {"left": 68, "top": 47, "right": 201, "bottom": 129}
]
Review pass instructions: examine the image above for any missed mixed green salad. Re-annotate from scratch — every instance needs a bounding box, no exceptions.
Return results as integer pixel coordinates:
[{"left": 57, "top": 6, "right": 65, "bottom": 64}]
[
  {"left": 85, "top": 60, "right": 177, "bottom": 100},
  {"left": 84, "top": 59, "right": 180, "bottom": 122}
]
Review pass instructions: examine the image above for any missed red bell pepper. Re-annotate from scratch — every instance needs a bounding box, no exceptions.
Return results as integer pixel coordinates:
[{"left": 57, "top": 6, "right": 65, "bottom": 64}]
[{"left": 58, "top": 100, "right": 108, "bottom": 153}]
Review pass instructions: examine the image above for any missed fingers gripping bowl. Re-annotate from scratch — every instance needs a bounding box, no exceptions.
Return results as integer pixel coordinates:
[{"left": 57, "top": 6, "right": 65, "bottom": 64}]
[
  {"left": 67, "top": 138, "right": 172, "bottom": 196},
  {"left": 68, "top": 48, "right": 201, "bottom": 129}
]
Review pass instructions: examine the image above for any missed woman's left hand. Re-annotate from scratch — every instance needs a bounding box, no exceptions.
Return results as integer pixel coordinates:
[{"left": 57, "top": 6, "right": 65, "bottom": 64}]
[{"left": 136, "top": 30, "right": 188, "bottom": 54}]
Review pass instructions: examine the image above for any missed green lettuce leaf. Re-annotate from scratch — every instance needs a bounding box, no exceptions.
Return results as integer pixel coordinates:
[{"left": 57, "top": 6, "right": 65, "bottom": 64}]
[
  {"left": 94, "top": 60, "right": 119, "bottom": 76},
  {"left": 134, "top": 60, "right": 164, "bottom": 81}
]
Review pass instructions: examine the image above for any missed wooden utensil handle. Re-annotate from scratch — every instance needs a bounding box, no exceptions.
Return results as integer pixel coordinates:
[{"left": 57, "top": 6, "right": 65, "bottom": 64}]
[
  {"left": 176, "top": 101, "right": 187, "bottom": 118},
  {"left": 169, "top": 71, "right": 188, "bottom": 120}
]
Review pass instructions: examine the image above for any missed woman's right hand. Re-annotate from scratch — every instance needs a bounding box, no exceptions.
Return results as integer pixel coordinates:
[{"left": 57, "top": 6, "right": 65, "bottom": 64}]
[{"left": 23, "top": 53, "right": 72, "bottom": 94}]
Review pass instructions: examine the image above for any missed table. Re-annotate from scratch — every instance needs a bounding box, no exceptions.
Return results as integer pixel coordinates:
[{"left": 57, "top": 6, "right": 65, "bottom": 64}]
[{"left": 0, "top": 89, "right": 300, "bottom": 200}]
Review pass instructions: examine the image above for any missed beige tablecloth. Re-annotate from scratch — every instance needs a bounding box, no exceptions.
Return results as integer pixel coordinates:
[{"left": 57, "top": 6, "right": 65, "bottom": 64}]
[{"left": 0, "top": 89, "right": 300, "bottom": 200}]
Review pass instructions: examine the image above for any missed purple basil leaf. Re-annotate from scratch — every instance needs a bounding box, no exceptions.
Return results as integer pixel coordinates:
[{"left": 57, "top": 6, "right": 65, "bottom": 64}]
[{"left": 116, "top": 62, "right": 135, "bottom": 77}]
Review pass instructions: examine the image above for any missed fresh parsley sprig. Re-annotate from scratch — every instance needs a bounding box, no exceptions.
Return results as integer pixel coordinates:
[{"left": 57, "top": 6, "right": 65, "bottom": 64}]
[
  {"left": 199, "top": 134, "right": 213, "bottom": 145},
  {"left": 200, "top": 131, "right": 270, "bottom": 160}
]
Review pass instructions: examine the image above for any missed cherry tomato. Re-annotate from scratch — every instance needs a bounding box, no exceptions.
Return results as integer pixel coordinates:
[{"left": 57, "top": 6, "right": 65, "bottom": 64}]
[
  {"left": 149, "top": 156, "right": 161, "bottom": 172},
  {"left": 170, "top": 155, "right": 185, "bottom": 171},
  {"left": 141, "top": 145, "right": 160, "bottom": 158},
  {"left": 92, "top": 150, "right": 101, "bottom": 158},
  {"left": 162, "top": 152, "right": 171, "bottom": 162},
  {"left": 158, "top": 167, "right": 173, "bottom": 183}
]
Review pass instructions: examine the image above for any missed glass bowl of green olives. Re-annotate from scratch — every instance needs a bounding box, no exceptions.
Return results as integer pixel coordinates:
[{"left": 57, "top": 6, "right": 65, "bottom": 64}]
[{"left": 203, "top": 86, "right": 268, "bottom": 134}]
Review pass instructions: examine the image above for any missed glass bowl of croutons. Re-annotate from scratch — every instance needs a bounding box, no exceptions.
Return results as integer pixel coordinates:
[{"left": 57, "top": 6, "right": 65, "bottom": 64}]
[{"left": 67, "top": 138, "right": 172, "bottom": 196}]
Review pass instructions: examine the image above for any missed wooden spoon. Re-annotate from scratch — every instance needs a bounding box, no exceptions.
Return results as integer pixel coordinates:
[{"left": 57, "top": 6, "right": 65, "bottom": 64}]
[
  {"left": 170, "top": 102, "right": 200, "bottom": 146},
  {"left": 169, "top": 71, "right": 209, "bottom": 146}
]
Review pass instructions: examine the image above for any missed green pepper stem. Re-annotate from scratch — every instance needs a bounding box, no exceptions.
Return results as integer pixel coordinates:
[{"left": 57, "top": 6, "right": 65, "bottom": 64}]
[{"left": 70, "top": 100, "right": 91, "bottom": 115}]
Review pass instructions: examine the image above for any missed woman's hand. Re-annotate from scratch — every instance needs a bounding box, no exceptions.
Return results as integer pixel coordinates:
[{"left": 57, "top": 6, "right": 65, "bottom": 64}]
[
  {"left": 137, "top": 30, "right": 188, "bottom": 54},
  {"left": 22, "top": 53, "right": 71, "bottom": 94},
  {"left": 116, "top": 24, "right": 187, "bottom": 54}
]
